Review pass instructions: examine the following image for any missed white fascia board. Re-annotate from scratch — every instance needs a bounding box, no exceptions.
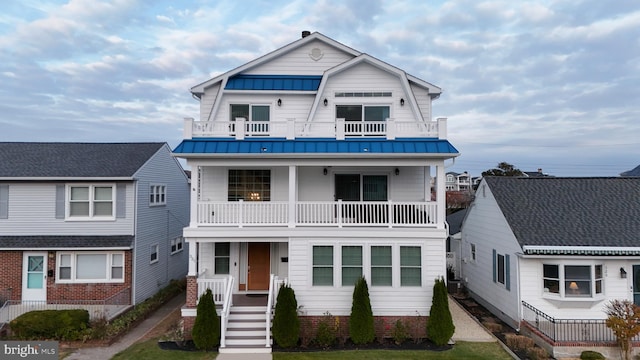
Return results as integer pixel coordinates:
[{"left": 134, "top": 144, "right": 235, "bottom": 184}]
[
  {"left": 0, "top": 177, "right": 134, "bottom": 181},
  {"left": 180, "top": 157, "right": 451, "bottom": 168},
  {"left": 191, "top": 32, "right": 361, "bottom": 95},
  {"left": 407, "top": 74, "right": 442, "bottom": 96},
  {"left": 173, "top": 153, "right": 459, "bottom": 162},
  {"left": 0, "top": 247, "right": 132, "bottom": 251},
  {"left": 223, "top": 90, "right": 317, "bottom": 95}
]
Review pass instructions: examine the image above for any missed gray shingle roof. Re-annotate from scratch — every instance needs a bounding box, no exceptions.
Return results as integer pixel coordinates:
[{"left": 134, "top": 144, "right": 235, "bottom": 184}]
[
  {"left": 447, "top": 209, "right": 467, "bottom": 235},
  {"left": 0, "top": 142, "right": 165, "bottom": 178},
  {"left": 621, "top": 165, "right": 640, "bottom": 177},
  {"left": 0, "top": 235, "right": 134, "bottom": 249},
  {"left": 485, "top": 177, "right": 640, "bottom": 249}
]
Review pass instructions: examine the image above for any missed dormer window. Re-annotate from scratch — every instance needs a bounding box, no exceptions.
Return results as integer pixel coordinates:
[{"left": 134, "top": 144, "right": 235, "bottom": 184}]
[
  {"left": 230, "top": 104, "right": 270, "bottom": 136},
  {"left": 336, "top": 105, "right": 390, "bottom": 137}
]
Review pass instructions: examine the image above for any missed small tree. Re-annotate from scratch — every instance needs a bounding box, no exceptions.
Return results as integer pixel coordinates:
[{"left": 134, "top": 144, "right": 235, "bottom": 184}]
[
  {"left": 605, "top": 299, "right": 640, "bottom": 360},
  {"left": 427, "top": 277, "right": 455, "bottom": 346},
  {"left": 192, "top": 289, "right": 220, "bottom": 351},
  {"left": 349, "top": 276, "right": 375, "bottom": 344},
  {"left": 271, "top": 284, "right": 300, "bottom": 348},
  {"left": 481, "top": 162, "right": 524, "bottom": 177}
]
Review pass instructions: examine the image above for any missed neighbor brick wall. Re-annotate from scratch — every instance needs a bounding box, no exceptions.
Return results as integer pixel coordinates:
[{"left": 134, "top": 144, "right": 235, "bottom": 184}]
[{"left": 0, "top": 251, "right": 23, "bottom": 301}]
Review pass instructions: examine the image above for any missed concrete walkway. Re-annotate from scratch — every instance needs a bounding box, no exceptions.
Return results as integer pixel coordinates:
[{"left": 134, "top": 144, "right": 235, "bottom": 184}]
[
  {"left": 449, "top": 296, "right": 496, "bottom": 342},
  {"left": 65, "top": 292, "right": 185, "bottom": 360}
]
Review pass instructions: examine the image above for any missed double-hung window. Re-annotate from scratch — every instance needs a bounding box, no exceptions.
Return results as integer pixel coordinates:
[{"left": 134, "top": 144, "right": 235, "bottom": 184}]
[
  {"left": 371, "top": 246, "right": 392, "bottom": 286},
  {"left": 57, "top": 252, "right": 124, "bottom": 283},
  {"left": 68, "top": 185, "right": 115, "bottom": 219},
  {"left": 543, "top": 264, "right": 603, "bottom": 298},
  {"left": 313, "top": 246, "right": 333, "bottom": 286},
  {"left": 342, "top": 246, "right": 362, "bottom": 286},
  {"left": 150, "top": 244, "right": 159, "bottom": 263},
  {"left": 492, "top": 250, "right": 510, "bottom": 290},
  {"left": 214, "top": 243, "right": 230, "bottom": 274},
  {"left": 171, "top": 237, "right": 183, "bottom": 254},
  {"left": 400, "top": 246, "right": 422, "bottom": 286},
  {"left": 150, "top": 185, "right": 166, "bottom": 206},
  {"left": 230, "top": 104, "right": 270, "bottom": 136}
]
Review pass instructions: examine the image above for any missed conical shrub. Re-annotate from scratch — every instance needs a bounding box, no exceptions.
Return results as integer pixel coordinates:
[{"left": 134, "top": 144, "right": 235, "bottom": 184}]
[
  {"left": 272, "top": 284, "right": 300, "bottom": 347},
  {"left": 192, "top": 288, "right": 220, "bottom": 350},
  {"left": 427, "top": 277, "right": 455, "bottom": 346},
  {"left": 349, "top": 276, "right": 375, "bottom": 344}
]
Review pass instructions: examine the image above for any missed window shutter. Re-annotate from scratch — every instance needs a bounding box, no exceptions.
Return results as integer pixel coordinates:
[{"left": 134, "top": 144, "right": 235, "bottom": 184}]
[
  {"left": 55, "top": 185, "right": 65, "bottom": 219},
  {"left": 505, "top": 254, "right": 511, "bottom": 291},
  {"left": 0, "top": 185, "right": 8, "bottom": 219},
  {"left": 492, "top": 249, "right": 497, "bottom": 283},
  {"left": 116, "top": 183, "right": 126, "bottom": 218}
]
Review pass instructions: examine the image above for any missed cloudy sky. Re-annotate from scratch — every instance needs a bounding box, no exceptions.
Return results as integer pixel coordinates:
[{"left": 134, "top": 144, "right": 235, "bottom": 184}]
[{"left": 1, "top": 0, "right": 639, "bottom": 177}]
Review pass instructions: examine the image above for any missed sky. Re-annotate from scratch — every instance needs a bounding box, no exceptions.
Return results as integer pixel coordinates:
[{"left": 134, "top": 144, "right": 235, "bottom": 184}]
[{"left": 1, "top": 0, "right": 639, "bottom": 177}]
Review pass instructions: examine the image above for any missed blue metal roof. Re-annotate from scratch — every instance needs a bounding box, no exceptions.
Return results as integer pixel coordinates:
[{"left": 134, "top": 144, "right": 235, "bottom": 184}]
[
  {"left": 173, "top": 138, "right": 459, "bottom": 155},
  {"left": 225, "top": 75, "right": 322, "bottom": 91}
]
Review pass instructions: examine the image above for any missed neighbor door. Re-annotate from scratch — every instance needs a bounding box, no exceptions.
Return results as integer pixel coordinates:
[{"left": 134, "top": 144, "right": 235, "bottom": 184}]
[
  {"left": 22, "top": 252, "right": 47, "bottom": 302},
  {"left": 247, "top": 243, "right": 270, "bottom": 291}
]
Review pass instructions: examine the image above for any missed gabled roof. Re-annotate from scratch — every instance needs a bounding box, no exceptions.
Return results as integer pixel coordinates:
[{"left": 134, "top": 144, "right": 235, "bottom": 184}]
[
  {"left": 173, "top": 138, "right": 459, "bottom": 157},
  {"left": 447, "top": 209, "right": 468, "bottom": 235},
  {"left": 484, "top": 177, "right": 640, "bottom": 254},
  {"left": 621, "top": 164, "right": 640, "bottom": 176},
  {"left": 0, "top": 142, "right": 165, "bottom": 179}
]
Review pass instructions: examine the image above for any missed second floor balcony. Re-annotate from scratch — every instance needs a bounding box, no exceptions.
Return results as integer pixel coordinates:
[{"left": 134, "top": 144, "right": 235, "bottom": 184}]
[
  {"left": 183, "top": 117, "right": 448, "bottom": 140},
  {"left": 194, "top": 200, "right": 437, "bottom": 228}
]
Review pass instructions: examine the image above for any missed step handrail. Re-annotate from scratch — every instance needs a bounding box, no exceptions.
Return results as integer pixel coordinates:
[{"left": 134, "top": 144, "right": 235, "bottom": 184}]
[
  {"left": 220, "top": 275, "right": 234, "bottom": 348},
  {"left": 265, "top": 274, "right": 277, "bottom": 347}
]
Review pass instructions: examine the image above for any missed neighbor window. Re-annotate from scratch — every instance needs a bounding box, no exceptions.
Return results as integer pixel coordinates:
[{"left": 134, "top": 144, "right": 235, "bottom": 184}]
[
  {"left": 371, "top": 246, "right": 392, "bottom": 286},
  {"left": 150, "top": 185, "right": 166, "bottom": 206},
  {"left": 67, "top": 185, "right": 114, "bottom": 219},
  {"left": 542, "top": 264, "right": 603, "bottom": 298},
  {"left": 341, "top": 246, "right": 362, "bottom": 286},
  {"left": 214, "top": 243, "right": 230, "bottom": 274},
  {"left": 228, "top": 170, "right": 271, "bottom": 201},
  {"left": 150, "top": 244, "right": 158, "bottom": 263},
  {"left": 470, "top": 243, "right": 476, "bottom": 262},
  {"left": 57, "top": 252, "right": 124, "bottom": 283},
  {"left": 313, "top": 246, "right": 333, "bottom": 286},
  {"left": 492, "top": 250, "right": 510, "bottom": 290},
  {"left": 170, "top": 237, "right": 184, "bottom": 254},
  {"left": 400, "top": 246, "right": 421, "bottom": 286}
]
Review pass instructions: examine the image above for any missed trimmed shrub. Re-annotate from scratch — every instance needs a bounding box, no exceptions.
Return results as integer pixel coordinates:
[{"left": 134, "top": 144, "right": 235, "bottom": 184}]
[
  {"left": 192, "top": 289, "right": 220, "bottom": 351},
  {"left": 527, "top": 346, "right": 550, "bottom": 360},
  {"left": 349, "top": 276, "right": 375, "bottom": 344},
  {"left": 580, "top": 350, "right": 605, "bottom": 360},
  {"left": 271, "top": 284, "right": 300, "bottom": 348},
  {"left": 315, "top": 314, "right": 336, "bottom": 347},
  {"left": 392, "top": 319, "right": 409, "bottom": 345},
  {"left": 505, "top": 334, "right": 535, "bottom": 350},
  {"left": 10, "top": 309, "right": 89, "bottom": 340},
  {"left": 427, "top": 277, "right": 455, "bottom": 346}
]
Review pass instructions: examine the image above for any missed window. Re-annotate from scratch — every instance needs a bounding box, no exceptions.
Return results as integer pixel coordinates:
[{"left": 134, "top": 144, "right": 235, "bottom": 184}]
[
  {"left": 335, "top": 92, "right": 392, "bottom": 97},
  {"left": 68, "top": 185, "right": 114, "bottom": 219},
  {"left": 335, "top": 174, "right": 388, "bottom": 201},
  {"left": 371, "top": 246, "right": 392, "bottom": 286},
  {"left": 57, "top": 252, "right": 124, "bottom": 283},
  {"left": 543, "top": 264, "right": 604, "bottom": 298},
  {"left": 313, "top": 246, "right": 333, "bottom": 286},
  {"left": 214, "top": 243, "right": 230, "bottom": 274},
  {"left": 470, "top": 243, "right": 476, "bottom": 262},
  {"left": 336, "top": 105, "right": 390, "bottom": 136},
  {"left": 150, "top": 244, "right": 158, "bottom": 263},
  {"left": 150, "top": 185, "right": 166, "bottom": 206},
  {"left": 342, "top": 246, "right": 362, "bottom": 286},
  {"left": 400, "top": 246, "right": 421, "bottom": 286},
  {"left": 228, "top": 170, "right": 271, "bottom": 201},
  {"left": 171, "top": 237, "right": 184, "bottom": 254},
  {"left": 230, "top": 104, "right": 270, "bottom": 136},
  {"left": 492, "top": 250, "right": 510, "bottom": 290}
]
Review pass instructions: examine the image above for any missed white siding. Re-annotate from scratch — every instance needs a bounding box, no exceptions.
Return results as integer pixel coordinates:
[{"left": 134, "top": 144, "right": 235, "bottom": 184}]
[
  {"left": 461, "top": 181, "right": 521, "bottom": 327},
  {"left": 213, "top": 93, "right": 314, "bottom": 125},
  {"left": 247, "top": 39, "right": 355, "bottom": 75},
  {"left": 132, "top": 145, "right": 190, "bottom": 303},
  {"left": 288, "top": 235, "right": 445, "bottom": 316},
  {"left": 410, "top": 83, "right": 431, "bottom": 120},
  {"left": 0, "top": 183, "right": 134, "bottom": 236},
  {"left": 200, "top": 84, "right": 220, "bottom": 122}
]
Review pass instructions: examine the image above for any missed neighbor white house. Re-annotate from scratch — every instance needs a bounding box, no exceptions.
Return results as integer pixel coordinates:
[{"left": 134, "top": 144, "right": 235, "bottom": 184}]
[
  {"left": 173, "top": 31, "right": 459, "bottom": 353},
  {"left": 461, "top": 176, "right": 640, "bottom": 359}
]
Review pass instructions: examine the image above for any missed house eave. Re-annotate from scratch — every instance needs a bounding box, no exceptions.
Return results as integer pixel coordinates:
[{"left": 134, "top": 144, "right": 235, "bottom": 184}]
[
  {"left": 522, "top": 245, "right": 640, "bottom": 256},
  {"left": 0, "top": 247, "right": 132, "bottom": 251},
  {"left": 0, "top": 177, "right": 135, "bottom": 181}
]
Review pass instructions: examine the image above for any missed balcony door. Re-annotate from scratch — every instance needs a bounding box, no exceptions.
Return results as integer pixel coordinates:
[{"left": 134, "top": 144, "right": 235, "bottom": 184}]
[{"left": 335, "top": 174, "right": 388, "bottom": 201}]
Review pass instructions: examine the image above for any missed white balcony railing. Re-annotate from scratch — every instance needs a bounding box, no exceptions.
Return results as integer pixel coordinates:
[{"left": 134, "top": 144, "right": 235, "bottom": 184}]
[
  {"left": 195, "top": 200, "right": 437, "bottom": 227},
  {"left": 184, "top": 117, "right": 447, "bottom": 140}
]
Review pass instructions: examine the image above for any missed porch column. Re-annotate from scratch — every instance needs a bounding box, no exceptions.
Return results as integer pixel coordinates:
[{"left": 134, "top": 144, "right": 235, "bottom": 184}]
[
  {"left": 288, "top": 165, "right": 297, "bottom": 227},
  {"left": 423, "top": 166, "right": 432, "bottom": 201},
  {"left": 188, "top": 240, "right": 198, "bottom": 276},
  {"left": 435, "top": 164, "right": 446, "bottom": 229},
  {"left": 189, "top": 164, "right": 199, "bottom": 227}
]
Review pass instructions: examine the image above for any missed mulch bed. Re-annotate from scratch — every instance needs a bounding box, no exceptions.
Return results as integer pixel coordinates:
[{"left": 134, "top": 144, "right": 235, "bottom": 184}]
[{"left": 274, "top": 338, "right": 452, "bottom": 352}]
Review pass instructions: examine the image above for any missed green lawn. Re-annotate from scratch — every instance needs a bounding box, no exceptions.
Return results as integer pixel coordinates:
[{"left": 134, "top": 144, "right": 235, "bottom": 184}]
[{"left": 112, "top": 340, "right": 512, "bottom": 360}]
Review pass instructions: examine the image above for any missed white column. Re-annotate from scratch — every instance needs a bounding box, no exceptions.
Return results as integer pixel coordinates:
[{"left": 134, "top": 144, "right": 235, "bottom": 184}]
[
  {"left": 183, "top": 117, "right": 194, "bottom": 139},
  {"left": 288, "top": 165, "right": 297, "bottom": 227},
  {"left": 189, "top": 164, "right": 199, "bottom": 227},
  {"left": 236, "top": 118, "right": 246, "bottom": 140},
  {"left": 336, "top": 118, "right": 345, "bottom": 140},
  {"left": 188, "top": 241, "right": 197, "bottom": 276},
  {"left": 424, "top": 166, "right": 432, "bottom": 201},
  {"left": 437, "top": 117, "right": 448, "bottom": 139},
  {"left": 436, "top": 164, "right": 446, "bottom": 229},
  {"left": 286, "top": 118, "right": 296, "bottom": 140}
]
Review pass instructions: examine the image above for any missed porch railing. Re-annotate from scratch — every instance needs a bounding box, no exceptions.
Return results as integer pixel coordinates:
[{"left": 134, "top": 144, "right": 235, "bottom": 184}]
[
  {"left": 197, "top": 200, "right": 437, "bottom": 227},
  {"left": 184, "top": 117, "right": 447, "bottom": 140},
  {"left": 521, "top": 301, "right": 640, "bottom": 343},
  {"left": 219, "top": 276, "right": 235, "bottom": 348},
  {"left": 197, "top": 276, "right": 233, "bottom": 307}
]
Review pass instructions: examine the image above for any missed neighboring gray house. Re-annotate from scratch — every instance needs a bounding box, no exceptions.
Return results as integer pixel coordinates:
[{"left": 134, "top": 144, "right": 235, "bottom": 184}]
[
  {"left": 461, "top": 176, "right": 640, "bottom": 359},
  {"left": 0, "top": 142, "right": 190, "bottom": 309},
  {"left": 620, "top": 164, "right": 640, "bottom": 176}
]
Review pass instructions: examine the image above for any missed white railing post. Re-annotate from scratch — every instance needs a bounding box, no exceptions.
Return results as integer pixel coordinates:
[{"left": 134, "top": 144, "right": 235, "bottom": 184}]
[
  {"left": 220, "top": 275, "right": 234, "bottom": 348},
  {"left": 238, "top": 199, "right": 244, "bottom": 228},
  {"left": 236, "top": 118, "right": 246, "bottom": 140},
  {"left": 437, "top": 117, "right": 447, "bottom": 139},
  {"left": 337, "top": 199, "right": 343, "bottom": 228},
  {"left": 386, "top": 118, "right": 395, "bottom": 140},
  {"left": 388, "top": 200, "right": 393, "bottom": 228},
  {"left": 287, "top": 118, "right": 296, "bottom": 139},
  {"left": 266, "top": 274, "right": 276, "bottom": 347},
  {"left": 183, "top": 117, "right": 194, "bottom": 139},
  {"left": 336, "top": 118, "right": 345, "bottom": 140}
]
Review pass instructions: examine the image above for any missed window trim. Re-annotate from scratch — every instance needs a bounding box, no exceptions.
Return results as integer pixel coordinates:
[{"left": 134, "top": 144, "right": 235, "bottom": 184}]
[
  {"left": 341, "top": 245, "right": 363, "bottom": 287},
  {"left": 542, "top": 263, "right": 604, "bottom": 299},
  {"left": 214, "top": 242, "right": 230, "bottom": 275},
  {"left": 150, "top": 244, "right": 159, "bottom": 264},
  {"left": 470, "top": 243, "right": 476, "bottom": 262},
  {"left": 400, "top": 245, "right": 422, "bottom": 287},
  {"left": 66, "top": 184, "right": 116, "bottom": 220},
  {"left": 312, "top": 245, "right": 334, "bottom": 286},
  {"left": 492, "top": 249, "right": 510, "bottom": 291},
  {"left": 228, "top": 169, "right": 271, "bottom": 202},
  {"left": 170, "top": 236, "right": 184, "bottom": 255},
  {"left": 56, "top": 252, "right": 125, "bottom": 284},
  {"left": 371, "top": 245, "right": 392, "bottom": 287},
  {"left": 149, "top": 184, "right": 167, "bottom": 206}
]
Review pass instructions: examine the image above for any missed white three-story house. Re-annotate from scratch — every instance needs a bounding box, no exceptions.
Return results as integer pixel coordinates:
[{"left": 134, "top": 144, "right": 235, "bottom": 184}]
[{"left": 173, "top": 31, "right": 459, "bottom": 353}]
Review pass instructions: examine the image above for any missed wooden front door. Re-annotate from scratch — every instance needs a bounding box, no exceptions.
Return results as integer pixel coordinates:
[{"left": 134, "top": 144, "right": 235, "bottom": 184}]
[{"left": 248, "top": 243, "right": 270, "bottom": 291}]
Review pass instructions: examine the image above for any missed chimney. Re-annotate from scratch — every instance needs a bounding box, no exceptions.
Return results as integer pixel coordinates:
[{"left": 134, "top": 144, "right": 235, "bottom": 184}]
[
  {"left": 302, "top": 30, "right": 311, "bottom": 38},
  {"left": 538, "top": 168, "right": 542, "bottom": 173}
]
